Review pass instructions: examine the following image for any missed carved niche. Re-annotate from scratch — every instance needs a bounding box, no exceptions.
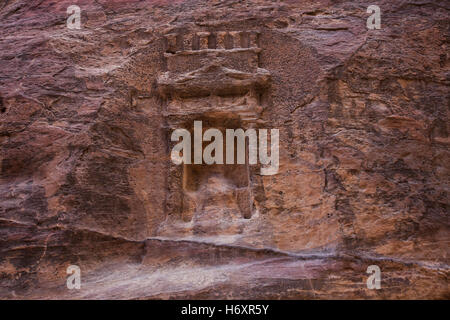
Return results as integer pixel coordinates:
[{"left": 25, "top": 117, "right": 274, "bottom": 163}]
[{"left": 157, "top": 30, "right": 271, "bottom": 232}]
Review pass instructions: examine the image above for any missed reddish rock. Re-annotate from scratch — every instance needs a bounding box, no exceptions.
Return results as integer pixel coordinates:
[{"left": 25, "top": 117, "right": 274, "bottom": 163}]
[{"left": 0, "top": 0, "right": 448, "bottom": 299}]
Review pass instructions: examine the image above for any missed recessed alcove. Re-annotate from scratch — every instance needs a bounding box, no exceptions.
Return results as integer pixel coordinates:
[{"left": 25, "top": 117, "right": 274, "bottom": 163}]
[{"left": 173, "top": 116, "right": 254, "bottom": 221}]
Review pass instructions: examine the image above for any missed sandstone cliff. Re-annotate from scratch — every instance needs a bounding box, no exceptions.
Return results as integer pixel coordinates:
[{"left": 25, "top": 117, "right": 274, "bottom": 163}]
[{"left": 0, "top": 0, "right": 448, "bottom": 299}]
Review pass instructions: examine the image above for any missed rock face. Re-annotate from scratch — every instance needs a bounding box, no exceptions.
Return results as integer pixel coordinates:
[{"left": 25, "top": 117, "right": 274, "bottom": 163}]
[{"left": 0, "top": 0, "right": 448, "bottom": 299}]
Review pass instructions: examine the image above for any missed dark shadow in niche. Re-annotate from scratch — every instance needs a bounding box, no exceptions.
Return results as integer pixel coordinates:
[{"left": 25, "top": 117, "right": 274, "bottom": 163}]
[
  {"left": 208, "top": 33, "right": 216, "bottom": 49},
  {"left": 0, "top": 96, "right": 5, "bottom": 113}
]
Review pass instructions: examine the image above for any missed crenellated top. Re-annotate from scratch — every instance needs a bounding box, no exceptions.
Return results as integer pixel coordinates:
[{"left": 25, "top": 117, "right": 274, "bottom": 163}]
[
  {"left": 158, "top": 29, "right": 270, "bottom": 122},
  {"left": 164, "top": 30, "right": 260, "bottom": 53}
]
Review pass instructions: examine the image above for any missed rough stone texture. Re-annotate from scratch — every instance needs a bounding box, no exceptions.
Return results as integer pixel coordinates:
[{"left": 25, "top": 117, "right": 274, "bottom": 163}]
[{"left": 0, "top": 0, "right": 448, "bottom": 299}]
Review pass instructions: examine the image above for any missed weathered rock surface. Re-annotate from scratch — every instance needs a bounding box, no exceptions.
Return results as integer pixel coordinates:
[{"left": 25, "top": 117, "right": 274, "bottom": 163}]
[{"left": 0, "top": 0, "right": 448, "bottom": 299}]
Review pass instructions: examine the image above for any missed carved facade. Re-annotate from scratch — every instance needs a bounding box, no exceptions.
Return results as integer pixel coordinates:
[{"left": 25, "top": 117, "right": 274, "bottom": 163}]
[{"left": 157, "top": 30, "right": 271, "bottom": 231}]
